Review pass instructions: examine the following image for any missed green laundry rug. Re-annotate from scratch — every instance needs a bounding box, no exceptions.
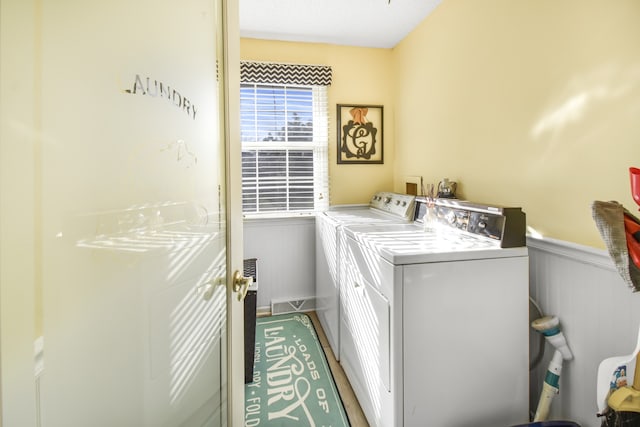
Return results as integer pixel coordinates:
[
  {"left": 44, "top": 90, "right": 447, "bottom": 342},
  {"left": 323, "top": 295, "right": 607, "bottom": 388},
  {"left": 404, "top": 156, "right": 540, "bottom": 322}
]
[{"left": 245, "top": 313, "right": 350, "bottom": 427}]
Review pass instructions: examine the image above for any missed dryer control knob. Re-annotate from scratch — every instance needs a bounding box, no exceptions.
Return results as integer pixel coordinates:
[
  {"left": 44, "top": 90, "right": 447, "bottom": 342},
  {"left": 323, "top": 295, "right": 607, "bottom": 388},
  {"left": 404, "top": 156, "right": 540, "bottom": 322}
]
[{"left": 446, "top": 211, "right": 456, "bottom": 224}]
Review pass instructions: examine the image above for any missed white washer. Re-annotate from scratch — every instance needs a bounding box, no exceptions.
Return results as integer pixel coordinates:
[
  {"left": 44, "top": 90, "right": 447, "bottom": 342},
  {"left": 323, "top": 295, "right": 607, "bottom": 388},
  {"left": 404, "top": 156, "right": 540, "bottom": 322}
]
[
  {"left": 340, "top": 198, "right": 529, "bottom": 427},
  {"left": 315, "top": 192, "right": 415, "bottom": 360}
]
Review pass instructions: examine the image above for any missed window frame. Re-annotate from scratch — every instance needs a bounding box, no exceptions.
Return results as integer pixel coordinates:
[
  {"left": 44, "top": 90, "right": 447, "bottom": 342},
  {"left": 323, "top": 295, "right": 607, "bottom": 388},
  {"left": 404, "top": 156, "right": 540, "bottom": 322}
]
[{"left": 240, "top": 83, "right": 329, "bottom": 219}]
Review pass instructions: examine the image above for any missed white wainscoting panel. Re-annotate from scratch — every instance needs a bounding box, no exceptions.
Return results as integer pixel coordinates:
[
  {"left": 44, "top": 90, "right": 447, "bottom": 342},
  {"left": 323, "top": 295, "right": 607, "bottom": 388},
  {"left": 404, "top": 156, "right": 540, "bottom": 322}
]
[
  {"left": 528, "top": 236, "right": 640, "bottom": 426},
  {"left": 243, "top": 217, "right": 316, "bottom": 311}
]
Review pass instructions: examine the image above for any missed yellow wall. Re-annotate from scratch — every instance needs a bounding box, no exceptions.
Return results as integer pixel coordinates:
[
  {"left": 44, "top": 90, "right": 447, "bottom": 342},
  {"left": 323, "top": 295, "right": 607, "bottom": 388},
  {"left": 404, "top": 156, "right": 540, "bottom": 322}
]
[
  {"left": 240, "top": 39, "right": 395, "bottom": 205},
  {"left": 393, "top": 0, "right": 640, "bottom": 248},
  {"left": 243, "top": 0, "right": 640, "bottom": 248}
]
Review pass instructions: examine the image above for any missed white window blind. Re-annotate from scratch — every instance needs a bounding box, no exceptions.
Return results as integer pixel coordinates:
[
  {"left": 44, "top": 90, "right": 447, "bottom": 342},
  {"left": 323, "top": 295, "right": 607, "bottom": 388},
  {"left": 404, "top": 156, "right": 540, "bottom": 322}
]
[{"left": 240, "top": 83, "right": 329, "bottom": 217}]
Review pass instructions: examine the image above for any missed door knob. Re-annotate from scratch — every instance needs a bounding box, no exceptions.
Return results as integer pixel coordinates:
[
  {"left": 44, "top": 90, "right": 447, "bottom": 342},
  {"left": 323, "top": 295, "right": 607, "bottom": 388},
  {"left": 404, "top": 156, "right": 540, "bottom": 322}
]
[{"left": 232, "top": 270, "right": 252, "bottom": 302}]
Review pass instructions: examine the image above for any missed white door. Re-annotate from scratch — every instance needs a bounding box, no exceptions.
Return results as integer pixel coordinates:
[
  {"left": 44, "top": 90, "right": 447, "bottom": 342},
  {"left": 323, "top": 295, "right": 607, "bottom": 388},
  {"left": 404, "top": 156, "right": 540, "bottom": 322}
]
[{"left": 0, "top": 0, "right": 244, "bottom": 426}]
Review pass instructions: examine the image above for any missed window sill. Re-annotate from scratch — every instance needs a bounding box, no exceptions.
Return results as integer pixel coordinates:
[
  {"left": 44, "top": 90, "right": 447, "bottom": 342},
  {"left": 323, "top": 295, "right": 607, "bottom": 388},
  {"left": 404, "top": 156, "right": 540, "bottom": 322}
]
[
  {"left": 242, "top": 212, "right": 317, "bottom": 221},
  {"left": 242, "top": 213, "right": 317, "bottom": 226}
]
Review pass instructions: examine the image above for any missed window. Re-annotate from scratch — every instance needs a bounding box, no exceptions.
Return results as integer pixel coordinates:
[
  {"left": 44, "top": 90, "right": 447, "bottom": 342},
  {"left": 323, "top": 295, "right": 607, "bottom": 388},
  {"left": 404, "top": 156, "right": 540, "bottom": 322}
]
[{"left": 240, "top": 62, "right": 331, "bottom": 218}]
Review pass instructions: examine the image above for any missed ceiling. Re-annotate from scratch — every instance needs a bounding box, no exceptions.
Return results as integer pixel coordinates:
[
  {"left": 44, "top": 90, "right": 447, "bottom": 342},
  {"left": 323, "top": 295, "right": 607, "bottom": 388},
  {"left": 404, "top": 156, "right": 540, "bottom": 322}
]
[{"left": 239, "top": 0, "right": 443, "bottom": 49}]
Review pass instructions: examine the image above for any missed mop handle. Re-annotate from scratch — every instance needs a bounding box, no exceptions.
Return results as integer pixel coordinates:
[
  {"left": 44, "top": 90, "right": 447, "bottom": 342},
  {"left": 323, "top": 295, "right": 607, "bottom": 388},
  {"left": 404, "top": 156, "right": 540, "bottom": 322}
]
[{"left": 533, "top": 350, "right": 563, "bottom": 422}]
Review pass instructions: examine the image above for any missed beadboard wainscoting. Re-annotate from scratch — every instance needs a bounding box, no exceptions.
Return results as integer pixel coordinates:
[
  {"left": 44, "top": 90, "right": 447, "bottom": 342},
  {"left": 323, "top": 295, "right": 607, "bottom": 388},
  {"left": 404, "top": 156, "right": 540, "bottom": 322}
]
[
  {"left": 243, "top": 216, "right": 316, "bottom": 312},
  {"left": 528, "top": 236, "right": 640, "bottom": 426}
]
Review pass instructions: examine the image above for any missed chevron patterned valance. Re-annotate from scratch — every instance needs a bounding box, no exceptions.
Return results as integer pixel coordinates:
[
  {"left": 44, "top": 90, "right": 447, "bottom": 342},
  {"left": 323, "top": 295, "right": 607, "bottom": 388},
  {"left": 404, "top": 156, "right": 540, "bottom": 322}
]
[{"left": 240, "top": 61, "right": 332, "bottom": 86}]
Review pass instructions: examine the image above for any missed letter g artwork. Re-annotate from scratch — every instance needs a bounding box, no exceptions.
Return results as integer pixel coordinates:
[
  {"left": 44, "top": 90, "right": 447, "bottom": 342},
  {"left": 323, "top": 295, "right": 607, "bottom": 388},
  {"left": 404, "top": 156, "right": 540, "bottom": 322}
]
[{"left": 337, "top": 104, "right": 384, "bottom": 164}]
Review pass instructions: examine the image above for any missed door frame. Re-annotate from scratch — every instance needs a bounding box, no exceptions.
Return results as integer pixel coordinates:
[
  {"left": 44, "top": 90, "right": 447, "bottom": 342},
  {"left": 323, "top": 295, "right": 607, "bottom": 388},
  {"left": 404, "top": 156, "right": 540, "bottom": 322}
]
[{"left": 221, "top": 0, "right": 244, "bottom": 425}]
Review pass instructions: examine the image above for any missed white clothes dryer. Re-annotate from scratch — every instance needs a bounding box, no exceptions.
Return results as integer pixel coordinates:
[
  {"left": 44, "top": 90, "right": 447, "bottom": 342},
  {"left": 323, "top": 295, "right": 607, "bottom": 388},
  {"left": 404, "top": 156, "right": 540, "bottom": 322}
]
[{"left": 315, "top": 192, "right": 415, "bottom": 360}]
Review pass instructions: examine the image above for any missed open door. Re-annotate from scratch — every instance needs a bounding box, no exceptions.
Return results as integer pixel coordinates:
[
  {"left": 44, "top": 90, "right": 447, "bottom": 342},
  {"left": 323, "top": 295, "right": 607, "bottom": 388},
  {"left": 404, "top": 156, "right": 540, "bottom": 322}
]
[{"left": 0, "top": 0, "right": 244, "bottom": 425}]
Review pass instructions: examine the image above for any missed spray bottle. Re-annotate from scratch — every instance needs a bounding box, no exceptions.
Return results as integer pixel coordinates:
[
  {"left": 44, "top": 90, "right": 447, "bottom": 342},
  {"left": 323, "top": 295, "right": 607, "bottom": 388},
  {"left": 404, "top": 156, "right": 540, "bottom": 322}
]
[{"left": 531, "top": 315, "right": 573, "bottom": 422}]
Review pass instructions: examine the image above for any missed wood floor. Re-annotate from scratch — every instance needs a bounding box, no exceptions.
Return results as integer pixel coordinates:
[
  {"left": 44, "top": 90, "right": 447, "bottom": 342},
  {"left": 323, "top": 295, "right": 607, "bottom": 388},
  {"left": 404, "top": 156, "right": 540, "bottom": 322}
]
[
  {"left": 257, "top": 310, "right": 370, "bottom": 426},
  {"left": 307, "top": 311, "right": 369, "bottom": 427}
]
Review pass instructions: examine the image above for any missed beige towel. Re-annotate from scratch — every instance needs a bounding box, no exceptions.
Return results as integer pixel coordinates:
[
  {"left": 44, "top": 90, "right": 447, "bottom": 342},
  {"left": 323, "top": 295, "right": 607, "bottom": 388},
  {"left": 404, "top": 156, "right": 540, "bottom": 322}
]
[{"left": 592, "top": 200, "right": 640, "bottom": 292}]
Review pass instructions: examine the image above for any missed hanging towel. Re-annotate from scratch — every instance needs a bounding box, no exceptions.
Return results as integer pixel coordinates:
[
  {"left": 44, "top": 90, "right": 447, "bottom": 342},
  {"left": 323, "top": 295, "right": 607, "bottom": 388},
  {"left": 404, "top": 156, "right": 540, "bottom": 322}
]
[{"left": 592, "top": 200, "right": 640, "bottom": 292}]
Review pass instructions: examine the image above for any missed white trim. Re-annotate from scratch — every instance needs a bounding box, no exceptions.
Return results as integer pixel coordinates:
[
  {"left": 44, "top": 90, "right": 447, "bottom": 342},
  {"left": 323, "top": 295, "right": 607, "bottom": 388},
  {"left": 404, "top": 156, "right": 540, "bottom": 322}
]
[
  {"left": 243, "top": 211, "right": 317, "bottom": 220},
  {"left": 526, "top": 235, "right": 616, "bottom": 271},
  {"left": 243, "top": 215, "right": 315, "bottom": 227}
]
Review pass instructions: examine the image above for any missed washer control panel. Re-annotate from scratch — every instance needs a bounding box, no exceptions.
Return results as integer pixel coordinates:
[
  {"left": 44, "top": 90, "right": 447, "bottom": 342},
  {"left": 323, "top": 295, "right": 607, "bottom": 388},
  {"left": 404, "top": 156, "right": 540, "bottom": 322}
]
[{"left": 369, "top": 192, "right": 416, "bottom": 220}]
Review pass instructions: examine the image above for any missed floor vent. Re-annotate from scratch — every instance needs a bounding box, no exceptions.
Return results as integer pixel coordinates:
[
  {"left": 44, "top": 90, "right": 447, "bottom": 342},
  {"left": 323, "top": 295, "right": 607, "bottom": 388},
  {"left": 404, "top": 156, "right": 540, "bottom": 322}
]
[{"left": 271, "top": 297, "right": 316, "bottom": 315}]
